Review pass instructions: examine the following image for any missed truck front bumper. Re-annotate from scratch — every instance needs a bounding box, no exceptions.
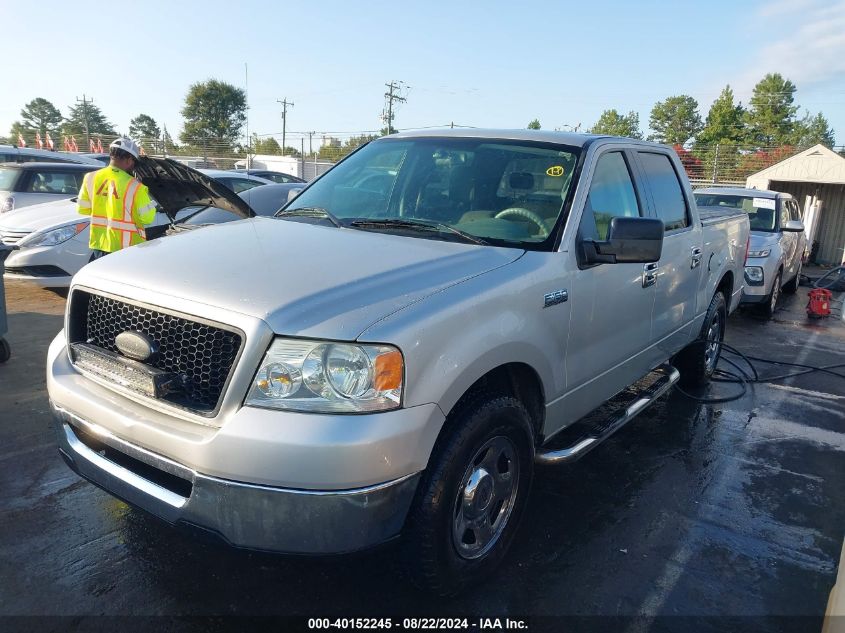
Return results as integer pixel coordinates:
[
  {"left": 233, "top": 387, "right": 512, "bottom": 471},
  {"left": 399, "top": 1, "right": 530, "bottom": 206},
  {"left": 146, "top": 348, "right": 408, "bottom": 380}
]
[{"left": 53, "top": 404, "right": 421, "bottom": 554}]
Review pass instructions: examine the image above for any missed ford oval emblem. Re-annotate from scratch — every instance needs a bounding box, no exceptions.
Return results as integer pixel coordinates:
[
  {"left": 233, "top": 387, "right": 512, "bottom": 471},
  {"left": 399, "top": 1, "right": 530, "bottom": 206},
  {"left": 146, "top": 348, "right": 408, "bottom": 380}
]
[{"left": 115, "top": 331, "right": 158, "bottom": 363}]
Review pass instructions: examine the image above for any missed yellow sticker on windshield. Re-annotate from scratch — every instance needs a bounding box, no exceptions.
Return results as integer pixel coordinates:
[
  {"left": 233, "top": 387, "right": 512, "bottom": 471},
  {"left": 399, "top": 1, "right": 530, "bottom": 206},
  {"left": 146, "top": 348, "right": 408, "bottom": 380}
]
[{"left": 546, "top": 165, "right": 565, "bottom": 177}]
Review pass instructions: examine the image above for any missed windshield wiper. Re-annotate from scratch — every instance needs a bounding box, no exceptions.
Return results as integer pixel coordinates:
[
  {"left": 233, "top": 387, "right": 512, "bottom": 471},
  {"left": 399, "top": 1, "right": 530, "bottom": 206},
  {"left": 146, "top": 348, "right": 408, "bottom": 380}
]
[
  {"left": 349, "top": 218, "right": 489, "bottom": 245},
  {"left": 275, "top": 206, "right": 342, "bottom": 228}
]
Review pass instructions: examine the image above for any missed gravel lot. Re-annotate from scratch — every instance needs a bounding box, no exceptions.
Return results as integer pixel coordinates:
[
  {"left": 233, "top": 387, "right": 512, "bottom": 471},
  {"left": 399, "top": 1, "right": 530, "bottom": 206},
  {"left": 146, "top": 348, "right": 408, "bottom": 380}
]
[{"left": 1, "top": 279, "right": 843, "bottom": 631}]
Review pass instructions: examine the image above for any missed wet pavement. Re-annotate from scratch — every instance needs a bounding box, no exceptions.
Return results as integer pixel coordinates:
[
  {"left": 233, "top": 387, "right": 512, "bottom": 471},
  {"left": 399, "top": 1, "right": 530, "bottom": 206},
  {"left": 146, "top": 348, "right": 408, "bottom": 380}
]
[{"left": 1, "top": 281, "right": 843, "bottom": 631}]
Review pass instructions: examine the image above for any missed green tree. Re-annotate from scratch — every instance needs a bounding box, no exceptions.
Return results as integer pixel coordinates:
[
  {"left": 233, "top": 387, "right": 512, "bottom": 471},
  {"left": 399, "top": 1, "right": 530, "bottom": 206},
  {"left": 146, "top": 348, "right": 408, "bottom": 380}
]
[
  {"left": 745, "top": 73, "right": 799, "bottom": 146},
  {"left": 180, "top": 79, "right": 247, "bottom": 149},
  {"left": 589, "top": 109, "right": 642, "bottom": 139},
  {"left": 129, "top": 114, "right": 161, "bottom": 141},
  {"left": 62, "top": 100, "right": 116, "bottom": 137},
  {"left": 696, "top": 86, "right": 746, "bottom": 146},
  {"left": 694, "top": 85, "right": 747, "bottom": 183},
  {"left": 250, "top": 134, "right": 283, "bottom": 155},
  {"left": 527, "top": 118, "right": 541, "bottom": 130},
  {"left": 792, "top": 112, "right": 835, "bottom": 148},
  {"left": 648, "top": 95, "right": 702, "bottom": 145},
  {"left": 12, "top": 98, "right": 63, "bottom": 138}
]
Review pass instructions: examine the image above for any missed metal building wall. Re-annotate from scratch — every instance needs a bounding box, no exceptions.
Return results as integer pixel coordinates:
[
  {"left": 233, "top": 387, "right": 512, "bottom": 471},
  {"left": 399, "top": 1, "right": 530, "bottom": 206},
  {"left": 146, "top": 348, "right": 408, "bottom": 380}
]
[{"left": 769, "top": 180, "right": 845, "bottom": 265}]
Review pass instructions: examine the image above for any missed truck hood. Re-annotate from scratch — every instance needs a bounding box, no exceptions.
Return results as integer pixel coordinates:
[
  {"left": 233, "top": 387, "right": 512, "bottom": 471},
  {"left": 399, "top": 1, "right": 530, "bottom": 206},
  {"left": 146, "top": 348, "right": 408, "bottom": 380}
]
[
  {"left": 75, "top": 218, "right": 524, "bottom": 340},
  {"left": 0, "top": 198, "right": 78, "bottom": 233},
  {"left": 134, "top": 157, "right": 254, "bottom": 220}
]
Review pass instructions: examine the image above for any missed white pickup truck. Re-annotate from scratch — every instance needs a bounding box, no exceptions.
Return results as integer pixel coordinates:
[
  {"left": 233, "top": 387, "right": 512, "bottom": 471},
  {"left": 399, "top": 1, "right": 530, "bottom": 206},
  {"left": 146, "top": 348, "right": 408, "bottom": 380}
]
[{"left": 47, "top": 130, "right": 749, "bottom": 594}]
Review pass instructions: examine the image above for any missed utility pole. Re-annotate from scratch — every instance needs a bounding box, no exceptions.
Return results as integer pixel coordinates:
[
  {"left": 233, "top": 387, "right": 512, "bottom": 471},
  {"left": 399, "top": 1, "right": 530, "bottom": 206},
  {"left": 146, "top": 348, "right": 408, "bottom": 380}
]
[
  {"left": 277, "top": 98, "right": 294, "bottom": 154},
  {"left": 383, "top": 81, "right": 407, "bottom": 134},
  {"left": 76, "top": 94, "right": 93, "bottom": 148},
  {"left": 307, "top": 131, "right": 315, "bottom": 156}
]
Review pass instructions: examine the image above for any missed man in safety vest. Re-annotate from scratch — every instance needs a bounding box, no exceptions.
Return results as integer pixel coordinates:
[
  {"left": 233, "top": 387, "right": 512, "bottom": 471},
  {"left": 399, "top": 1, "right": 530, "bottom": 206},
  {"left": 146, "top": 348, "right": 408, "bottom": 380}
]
[{"left": 77, "top": 137, "right": 156, "bottom": 260}]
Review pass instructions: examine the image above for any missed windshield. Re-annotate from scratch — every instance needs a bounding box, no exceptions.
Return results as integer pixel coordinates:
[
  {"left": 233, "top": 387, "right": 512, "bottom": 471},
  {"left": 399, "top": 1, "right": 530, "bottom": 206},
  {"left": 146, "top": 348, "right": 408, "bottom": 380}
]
[
  {"left": 0, "top": 167, "right": 21, "bottom": 191},
  {"left": 694, "top": 193, "right": 778, "bottom": 232},
  {"left": 283, "top": 137, "right": 580, "bottom": 247}
]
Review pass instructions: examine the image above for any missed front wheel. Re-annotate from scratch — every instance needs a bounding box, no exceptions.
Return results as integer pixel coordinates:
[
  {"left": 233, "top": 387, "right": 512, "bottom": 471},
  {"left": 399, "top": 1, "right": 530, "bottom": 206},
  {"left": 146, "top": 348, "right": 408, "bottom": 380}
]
[
  {"left": 760, "top": 270, "right": 782, "bottom": 319},
  {"left": 401, "top": 393, "right": 534, "bottom": 596},
  {"left": 674, "top": 291, "right": 726, "bottom": 387}
]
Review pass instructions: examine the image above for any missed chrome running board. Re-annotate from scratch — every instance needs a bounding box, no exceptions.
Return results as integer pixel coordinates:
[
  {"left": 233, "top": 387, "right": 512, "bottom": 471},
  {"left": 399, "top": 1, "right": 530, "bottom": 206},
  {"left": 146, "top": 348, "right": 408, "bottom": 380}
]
[{"left": 535, "top": 364, "right": 680, "bottom": 465}]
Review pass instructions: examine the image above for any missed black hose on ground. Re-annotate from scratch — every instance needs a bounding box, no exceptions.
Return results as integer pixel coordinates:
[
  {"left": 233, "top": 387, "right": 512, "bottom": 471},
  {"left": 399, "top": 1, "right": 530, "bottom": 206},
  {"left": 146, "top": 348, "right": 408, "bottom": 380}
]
[{"left": 674, "top": 341, "right": 845, "bottom": 404}]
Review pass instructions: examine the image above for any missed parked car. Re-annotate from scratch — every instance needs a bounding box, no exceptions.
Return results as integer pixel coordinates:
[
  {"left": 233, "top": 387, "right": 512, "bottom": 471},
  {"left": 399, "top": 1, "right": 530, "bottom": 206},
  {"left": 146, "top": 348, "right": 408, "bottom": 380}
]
[
  {"left": 0, "top": 162, "right": 98, "bottom": 214},
  {"left": 48, "top": 132, "right": 748, "bottom": 594},
  {"left": 694, "top": 187, "right": 806, "bottom": 318},
  {"left": 1, "top": 170, "right": 295, "bottom": 288},
  {"left": 198, "top": 169, "right": 272, "bottom": 192},
  {"left": 231, "top": 168, "right": 305, "bottom": 184},
  {"left": 0, "top": 145, "right": 101, "bottom": 165}
]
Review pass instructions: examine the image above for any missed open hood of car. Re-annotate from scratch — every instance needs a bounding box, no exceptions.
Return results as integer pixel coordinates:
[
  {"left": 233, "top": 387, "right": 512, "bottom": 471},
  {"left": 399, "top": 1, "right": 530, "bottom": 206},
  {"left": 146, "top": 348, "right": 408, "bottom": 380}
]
[{"left": 134, "top": 157, "right": 255, "bottom": 220}]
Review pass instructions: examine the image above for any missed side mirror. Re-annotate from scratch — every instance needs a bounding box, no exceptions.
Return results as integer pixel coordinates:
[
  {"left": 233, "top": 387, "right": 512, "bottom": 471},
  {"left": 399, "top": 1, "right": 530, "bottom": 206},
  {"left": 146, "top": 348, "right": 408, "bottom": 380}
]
[
  {"left": 582, "top": 216, "right": 664, "bottom": 264},
  {"left": 783, "top": 219, "right": 804, "bottom": 233}
]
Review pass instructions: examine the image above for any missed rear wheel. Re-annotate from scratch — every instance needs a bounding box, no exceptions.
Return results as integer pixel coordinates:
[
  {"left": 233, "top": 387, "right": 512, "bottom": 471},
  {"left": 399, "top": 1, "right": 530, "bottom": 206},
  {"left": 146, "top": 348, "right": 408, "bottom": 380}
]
[
  {"left": 401, "top": 392, "right": 534, "bottom": 596},
  {"left": 674, "top": 292, "right": 726, "bottom": 387},
  {"left": 0, "top": 338, "right": 10, "bottom": 363},
  {"left": 760, "top": 270, "right": 782, "bottom": 319}
]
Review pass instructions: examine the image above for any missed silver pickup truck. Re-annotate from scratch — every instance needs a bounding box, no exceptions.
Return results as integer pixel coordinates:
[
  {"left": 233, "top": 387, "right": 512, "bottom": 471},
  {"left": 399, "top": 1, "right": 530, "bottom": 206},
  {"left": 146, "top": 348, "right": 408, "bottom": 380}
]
[{"left": 47, "top": 130, "right": 749, "bottom": 594}]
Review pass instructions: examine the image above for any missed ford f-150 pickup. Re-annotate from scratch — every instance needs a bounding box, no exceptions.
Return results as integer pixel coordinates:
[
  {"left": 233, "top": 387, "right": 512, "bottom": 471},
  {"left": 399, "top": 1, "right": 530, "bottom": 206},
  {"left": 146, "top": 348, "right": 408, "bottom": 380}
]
[{"left": 47, "top": 130, "right": 749, "bottom": 594}]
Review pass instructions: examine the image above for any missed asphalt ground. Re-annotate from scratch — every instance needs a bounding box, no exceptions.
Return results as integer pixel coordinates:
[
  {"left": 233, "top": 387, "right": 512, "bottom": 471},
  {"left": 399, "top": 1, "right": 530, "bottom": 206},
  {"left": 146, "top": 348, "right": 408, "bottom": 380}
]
[{"left": 1, "top": 280, "right": 843, "bottom": 632}]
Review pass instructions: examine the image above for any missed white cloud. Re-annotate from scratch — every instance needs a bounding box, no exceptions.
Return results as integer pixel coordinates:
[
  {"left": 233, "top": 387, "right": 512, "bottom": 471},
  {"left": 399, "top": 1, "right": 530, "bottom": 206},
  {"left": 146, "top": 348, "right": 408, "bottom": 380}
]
[{"left": 741, "top": 0, "right": 845, "bottom": 87}]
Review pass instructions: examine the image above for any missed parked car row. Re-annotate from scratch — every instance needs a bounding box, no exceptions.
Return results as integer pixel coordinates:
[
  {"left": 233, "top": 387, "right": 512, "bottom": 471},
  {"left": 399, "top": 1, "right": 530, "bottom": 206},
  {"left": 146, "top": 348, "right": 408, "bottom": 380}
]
[{"left": 0, "top": 161, "right": 304, "bottom": 287}]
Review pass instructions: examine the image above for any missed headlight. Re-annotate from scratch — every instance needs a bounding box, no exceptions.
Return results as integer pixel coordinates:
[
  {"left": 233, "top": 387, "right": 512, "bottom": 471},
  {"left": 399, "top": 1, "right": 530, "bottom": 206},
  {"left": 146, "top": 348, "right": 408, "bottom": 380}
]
[
  {"left": 745, "top": 266, "right": 764, "bottom": 284},
  {"left": 747, "top": 249, "right": 771, "bottom": 258},
  {"left": 19, "top": 222, "right": 87, "bottom": 247},
  {"left": 246, "top": 338, "right": 403, "bottom": 413}
]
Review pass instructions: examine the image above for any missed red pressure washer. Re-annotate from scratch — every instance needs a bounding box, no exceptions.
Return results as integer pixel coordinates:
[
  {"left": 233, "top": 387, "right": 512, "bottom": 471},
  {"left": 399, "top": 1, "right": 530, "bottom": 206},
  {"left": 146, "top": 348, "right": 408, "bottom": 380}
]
[
  {"left": 807, "top": 266, "right": 845, "bottom": 319},
  {"left": 807, "top": 288, "right": 832, "bottom": 318}
]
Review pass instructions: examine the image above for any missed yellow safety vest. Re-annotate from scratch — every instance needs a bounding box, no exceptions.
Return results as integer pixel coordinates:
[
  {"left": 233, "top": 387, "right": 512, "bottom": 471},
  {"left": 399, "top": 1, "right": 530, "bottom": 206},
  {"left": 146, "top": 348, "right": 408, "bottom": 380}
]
[{"left": 77, "top": 166, "right": 156, "bottom": 252}]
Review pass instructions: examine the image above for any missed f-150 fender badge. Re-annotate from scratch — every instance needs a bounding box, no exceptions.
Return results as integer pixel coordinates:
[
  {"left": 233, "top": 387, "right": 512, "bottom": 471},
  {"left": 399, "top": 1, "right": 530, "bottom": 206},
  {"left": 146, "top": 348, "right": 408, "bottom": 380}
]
[{"left": 544, "top": 289, "right": 568, "bottom": 307}]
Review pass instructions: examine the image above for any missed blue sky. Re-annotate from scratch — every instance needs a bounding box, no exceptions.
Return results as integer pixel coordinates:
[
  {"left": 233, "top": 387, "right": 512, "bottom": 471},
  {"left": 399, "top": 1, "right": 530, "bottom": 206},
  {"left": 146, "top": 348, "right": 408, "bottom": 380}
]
[{"left": 2, "top": 0, "right": 844, "bottom": 145}]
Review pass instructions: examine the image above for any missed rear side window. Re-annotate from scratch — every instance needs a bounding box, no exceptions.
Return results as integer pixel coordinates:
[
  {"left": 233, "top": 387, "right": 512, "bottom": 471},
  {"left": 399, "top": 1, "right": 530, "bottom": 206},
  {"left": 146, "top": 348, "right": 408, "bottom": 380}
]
[
  {"left": 580, "top": 152, "right": 641, "bottom": 241},
  {"left": 638, "top": 152, "right": 689, "bottom": 232},
  {"left": 25, "top": 170, "right": 84, "bottom": 194}
]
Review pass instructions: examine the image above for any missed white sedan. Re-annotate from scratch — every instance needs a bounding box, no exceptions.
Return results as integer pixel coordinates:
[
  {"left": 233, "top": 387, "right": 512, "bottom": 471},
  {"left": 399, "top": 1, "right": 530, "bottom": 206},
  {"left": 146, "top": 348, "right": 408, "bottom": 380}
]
[{"left": 0, "top": 176, "right": 302, "bottom": 288}]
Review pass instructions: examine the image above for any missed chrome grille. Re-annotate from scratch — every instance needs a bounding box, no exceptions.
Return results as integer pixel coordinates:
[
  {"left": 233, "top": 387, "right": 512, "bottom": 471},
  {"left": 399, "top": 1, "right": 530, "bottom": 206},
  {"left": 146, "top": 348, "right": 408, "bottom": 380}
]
[
  {"left": 0, "top": 228, "right": 31, "bottom": 246},
  {"left": 69, "top": 290, "right": 242, "bottom": 414}
]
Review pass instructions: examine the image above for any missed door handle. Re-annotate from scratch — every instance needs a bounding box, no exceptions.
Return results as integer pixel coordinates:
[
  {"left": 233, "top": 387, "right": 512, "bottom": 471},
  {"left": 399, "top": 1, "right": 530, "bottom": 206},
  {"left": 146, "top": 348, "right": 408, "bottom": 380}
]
[
  {"left": 691, "top": 247, "right": 703, "bottom": 269},
  {"left": 643, "top": 262, "right": 658, "bottom": 288}
]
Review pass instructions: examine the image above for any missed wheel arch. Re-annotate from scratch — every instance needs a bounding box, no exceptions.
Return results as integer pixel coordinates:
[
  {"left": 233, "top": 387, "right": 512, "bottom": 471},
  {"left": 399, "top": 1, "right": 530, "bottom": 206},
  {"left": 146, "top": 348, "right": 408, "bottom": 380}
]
[{"left": 445, "top": 361, "right": 546, "bottom": 444}]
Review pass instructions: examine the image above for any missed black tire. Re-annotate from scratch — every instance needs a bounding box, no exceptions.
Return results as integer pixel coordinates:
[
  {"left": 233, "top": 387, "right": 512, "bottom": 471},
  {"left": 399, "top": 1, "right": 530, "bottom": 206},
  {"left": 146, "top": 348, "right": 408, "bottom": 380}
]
[
  {"left": 0, "top": 338, "right": 9, "bottom": 363},
  {"left": 401, "top": 392, "right": 534, "bottom": 596},
  {"left": 674, "top": 292, "right": 726, "bottom": 387},
  {"left": 783, "top": 263, "right": 801, "bottom": 295},
  {"left": 760, "top": 270, "right": 782, "bottom": 319}
]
